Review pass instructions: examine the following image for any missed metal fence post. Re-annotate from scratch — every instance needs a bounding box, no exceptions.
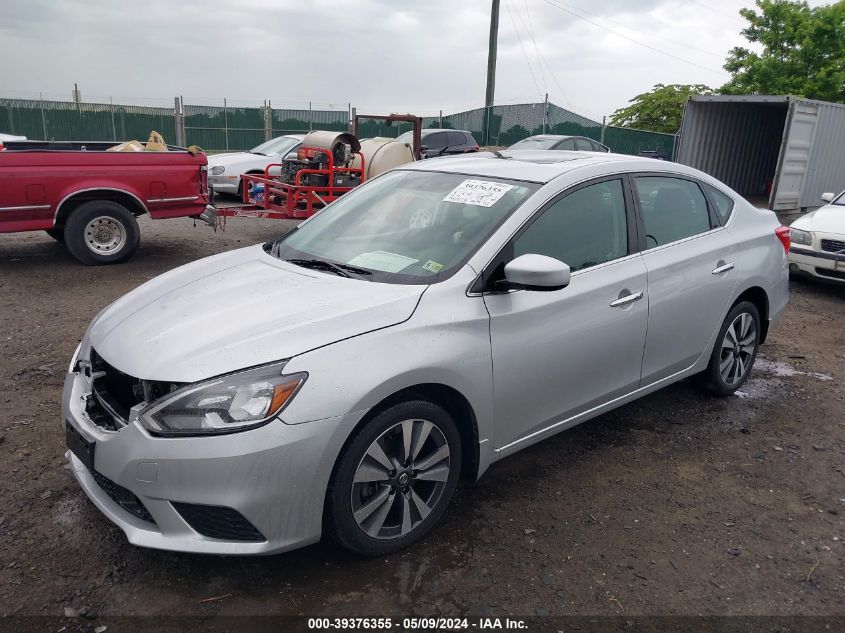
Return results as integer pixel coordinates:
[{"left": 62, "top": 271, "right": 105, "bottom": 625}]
[
  {"left": 542, "top": 93, "right": 548, "bottom": 134},
  {"left": 350, "top": 106, "right": 356, "bottom": 133},
  {"left": 347, "top": 103, "right": 352, "bottom": 132},
  {"left": 224, "top": 98, "right": 229, "bottom": 150},
  {"left": 109, "top": 97, "right": 117, "bottom": 140},
  {"left": 601, "top": 116, "right": 607, "bottom": 145},
  {"left": 439, "top": 109, "right": 443, "bottom": 129},
  {"left": 264, "top": 101, "right": 272, "bottom": 141},
  {"left": 39, "top": 93, "right": 48, "bottom": 141},
  {"left": 308, "top": 101, "right": 313, "bottom": 131},
  {"left": 174, "top": 97, "right": 186, "bottom": 146}
]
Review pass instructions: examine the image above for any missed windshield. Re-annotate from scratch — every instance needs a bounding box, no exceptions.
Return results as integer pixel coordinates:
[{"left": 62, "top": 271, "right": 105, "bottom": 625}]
[
  {"left": 833, "top": 191, "right": 845, "bottom": 206},
  {"left": 250, "top": 136, "right": 300, "bottom": 156},
  {"left": 267, "top": 170, "right": 539, "bottom": 284},
  {"left": 510, "top": 137, "right": 561, "bottom": 150}
]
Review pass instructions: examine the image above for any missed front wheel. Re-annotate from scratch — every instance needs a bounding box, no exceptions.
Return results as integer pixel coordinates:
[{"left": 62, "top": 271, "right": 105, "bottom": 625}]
[
  {"left": 700, "top": 301, "right": 760, "bottom": 395},
  {"left": 64, "top": 200, "right": 140, "bottom": 265},
  {"left": 327, "top": 400, "right": 461, "bottom": 556}
]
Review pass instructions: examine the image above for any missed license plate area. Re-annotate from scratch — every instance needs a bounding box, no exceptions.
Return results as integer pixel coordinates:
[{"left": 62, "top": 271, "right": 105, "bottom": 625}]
[{"left": 66, "top": 421, "right": 95, "bottom": 472}]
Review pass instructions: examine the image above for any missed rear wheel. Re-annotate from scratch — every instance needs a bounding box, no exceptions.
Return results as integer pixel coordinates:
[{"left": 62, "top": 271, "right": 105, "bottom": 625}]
[
  {"left": 64, "top": 200, "right": 140, "bottom": 265},
  {"left": 700, "top": 301, "right": 760, "bottom": 395},
  {"left": 328, "top": 400, "right": 461, "bottom": 556}
]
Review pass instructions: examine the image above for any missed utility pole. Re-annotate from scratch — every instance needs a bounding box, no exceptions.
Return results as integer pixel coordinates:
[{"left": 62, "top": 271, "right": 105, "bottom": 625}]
[{"left": 483, "top": 0, "right": 500, "bottom": 146}]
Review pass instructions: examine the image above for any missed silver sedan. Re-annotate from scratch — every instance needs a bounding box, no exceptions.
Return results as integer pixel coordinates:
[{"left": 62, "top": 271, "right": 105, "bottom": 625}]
[{"left": 63, "top": 150, "right": 789, "bottom": 556}]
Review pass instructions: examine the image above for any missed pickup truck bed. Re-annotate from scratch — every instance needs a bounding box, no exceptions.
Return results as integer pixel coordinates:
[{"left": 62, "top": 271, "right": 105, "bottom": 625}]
[{"left": 0, "top": 141, "right": 213, "bottom": 264}]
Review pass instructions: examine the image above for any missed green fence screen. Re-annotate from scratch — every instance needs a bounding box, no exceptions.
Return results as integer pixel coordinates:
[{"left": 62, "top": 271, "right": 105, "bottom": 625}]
[{"left": 2, "top": 98, "right": 676, "bottom": 159}]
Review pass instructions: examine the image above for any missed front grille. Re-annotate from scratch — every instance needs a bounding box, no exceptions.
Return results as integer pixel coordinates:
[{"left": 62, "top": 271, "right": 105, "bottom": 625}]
[
  {"left": 84, "top": 350, "right": 183, "bottom": 431},
  {"left": 92, "top": 470, "right": 156, "bottom": 525},
  {"left": 815, "top": 267, "right": 845, "bottom": 281},
  {"left": 172, "top": 502, "right": 266, "bottom": 542},
  {"left": 820, "top": 238, "right": 845, "bottom": 254}
]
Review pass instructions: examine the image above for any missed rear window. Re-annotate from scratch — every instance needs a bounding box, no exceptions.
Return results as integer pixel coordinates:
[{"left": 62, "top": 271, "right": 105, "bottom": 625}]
[
  {"left": 702, "top": 183, "right": 735, "bottom": 224},
  {"left": 447, "top": 131, "right": 467, "bottom": 146}
]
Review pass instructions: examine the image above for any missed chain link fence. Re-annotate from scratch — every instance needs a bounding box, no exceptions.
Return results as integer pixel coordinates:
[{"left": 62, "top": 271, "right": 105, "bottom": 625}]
[{"left": 1, "top": 97, "right": 676, "bottom": 159}]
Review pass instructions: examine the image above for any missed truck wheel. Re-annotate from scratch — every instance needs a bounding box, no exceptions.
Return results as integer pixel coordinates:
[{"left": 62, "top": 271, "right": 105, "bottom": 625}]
[
  {"left": 64, "top": 201, "right": 140, "bottom": 265},
  {"left": 45, "top": 228, "right": 65, "bottom": 243}
]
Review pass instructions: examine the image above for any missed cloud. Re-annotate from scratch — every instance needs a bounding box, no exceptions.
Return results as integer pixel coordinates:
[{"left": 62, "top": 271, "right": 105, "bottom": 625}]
[{"left": 0, "top": 0, "right": 835, "bottom": 121}]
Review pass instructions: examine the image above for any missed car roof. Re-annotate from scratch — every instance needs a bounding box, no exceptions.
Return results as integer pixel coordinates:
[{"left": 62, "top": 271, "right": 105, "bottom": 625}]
[
  {"left": 420, "top": 128, "right": 472, "bottom": 135},
  {"left": 517, "top": 134, "right": 583, "bottom": 141},
  {"left": 400, "top": 150, "right": 670, "bottom": 184}
]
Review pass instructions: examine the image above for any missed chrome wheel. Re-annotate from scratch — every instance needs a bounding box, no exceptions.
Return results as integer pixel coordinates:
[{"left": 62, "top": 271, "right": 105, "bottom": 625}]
[
  {"left": 719, "top": 312, "right": 757, "bottom": 386},
  {"left": 84, "top": 216, "right": 126, "bottom": 255},
  {"left": 351, "top": 419, "right": 450, "bottom": 540}
]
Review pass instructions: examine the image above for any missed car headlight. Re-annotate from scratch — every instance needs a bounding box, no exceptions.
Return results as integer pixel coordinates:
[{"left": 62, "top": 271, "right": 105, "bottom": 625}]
[
  {"left": 791, "top": 228, "right": 812, "bottom": 246},
  {"left": 210, "top": 165, "right": 225, "bottom": 175},
  {"left": 139, "top": 361, "right": 306, "bottom": 436}
]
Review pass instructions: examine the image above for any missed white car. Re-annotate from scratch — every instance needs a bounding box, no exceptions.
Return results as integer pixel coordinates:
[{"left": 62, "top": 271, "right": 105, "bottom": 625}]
[
  {"left": 207, "top": 135, "right": 304, "bottom": 196},
  {"left": 789, "top": 190, "right": 845, "bottom": 283}
]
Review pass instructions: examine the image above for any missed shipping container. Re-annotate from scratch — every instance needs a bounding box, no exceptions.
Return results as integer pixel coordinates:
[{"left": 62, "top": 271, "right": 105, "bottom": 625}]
[{"left": 676, "top": 95, "right": 845, "bottom": 210}]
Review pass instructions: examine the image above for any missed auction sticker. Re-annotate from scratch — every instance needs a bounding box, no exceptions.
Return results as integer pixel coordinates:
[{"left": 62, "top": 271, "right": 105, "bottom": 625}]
[{"left": 443, "top": 179, "right": 514, "bottom": 207}]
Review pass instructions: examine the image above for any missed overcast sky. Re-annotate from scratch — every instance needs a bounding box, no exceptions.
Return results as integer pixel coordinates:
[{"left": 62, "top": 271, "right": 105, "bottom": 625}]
[{"left": 0, "top": 0, "right": 834, "bottom": 122}]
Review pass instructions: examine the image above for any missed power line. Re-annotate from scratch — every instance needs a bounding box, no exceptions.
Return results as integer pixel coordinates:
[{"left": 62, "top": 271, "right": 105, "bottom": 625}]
[
  {"left": 511, "top": 0, "right": 574, "bottom": 109},
  {"left": 548, "top": 0, "right": 726, "bottom": 58},
  {"left": 504, "top": 0, "right": 545, "bottom": 98},
  {"left": 516, "top": 0, "right": 549, "bottom": 95},
  {"left": 541, "top": 0, "right": 730, "bottom": 76}
]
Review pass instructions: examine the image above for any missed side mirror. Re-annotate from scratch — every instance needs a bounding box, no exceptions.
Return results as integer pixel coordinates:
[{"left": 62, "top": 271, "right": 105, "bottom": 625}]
[
  {"left": 821, "top": 192, "right": 835, "bottom": 203},
  {"left": 282, "top": 151, "right": 297, "bottom": 160},
  {"left": 420, "top": 145, "right": 429, "bottom": 151},
  {"left": 503, "top": 254, "right": 571, "bottom": 290}
]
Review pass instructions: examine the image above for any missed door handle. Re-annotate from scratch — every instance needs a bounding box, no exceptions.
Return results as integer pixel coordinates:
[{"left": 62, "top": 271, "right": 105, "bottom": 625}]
[
  {"left": 712, "top": 262, "right": 735, "bottom": 275},
  {"left": 610, "top": 291, "right": 644, "bottom": 308}
]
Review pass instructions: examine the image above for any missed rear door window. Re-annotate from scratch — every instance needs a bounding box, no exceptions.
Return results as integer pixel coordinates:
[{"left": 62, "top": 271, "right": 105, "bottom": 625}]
[
  {"left": 575, "top": 138, "right": 594, "bottom": 151},
  {"left": 634, "top": 176, "right": 712, "bottom": 248},
  {"left": 424, "top": 132, "right": 448, "bottom": 149},
  {"left": 556, "top": 138, "right": 575, "bottom": 150},
  {"left": 447, "top": 131, "right": 467, "bottom": 147}
]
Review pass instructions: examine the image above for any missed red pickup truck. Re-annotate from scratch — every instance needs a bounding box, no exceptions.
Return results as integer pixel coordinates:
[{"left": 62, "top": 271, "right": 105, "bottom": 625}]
[{"left": 0, "top": 141, "right": 215, "bottom": 264}]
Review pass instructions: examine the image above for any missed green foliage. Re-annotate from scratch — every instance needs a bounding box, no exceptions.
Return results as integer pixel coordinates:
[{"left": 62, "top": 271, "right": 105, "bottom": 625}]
[
  {"left": 722, "top": 0, "right": 845, "bottom": 102},
  {"left": 609, "top": 84, "right": 714, "bottom": 134}
]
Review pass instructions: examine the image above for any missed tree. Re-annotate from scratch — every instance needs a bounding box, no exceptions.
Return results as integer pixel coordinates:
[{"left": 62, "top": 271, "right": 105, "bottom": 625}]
[
  {"left": 722, "top": 0, "right": 845, "bottom": 102},
  {"left": 609, "top": 84, "right": 714, "bottom": 134}
]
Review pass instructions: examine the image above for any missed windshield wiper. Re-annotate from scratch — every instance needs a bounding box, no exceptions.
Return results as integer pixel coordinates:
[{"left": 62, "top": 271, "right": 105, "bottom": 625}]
[{"left": 285, "top": 258, "right": 371, "bottom": 278}]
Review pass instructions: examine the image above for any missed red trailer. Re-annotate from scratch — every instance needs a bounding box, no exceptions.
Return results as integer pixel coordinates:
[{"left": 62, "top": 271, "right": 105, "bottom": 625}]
[{"left": 215, "top": 115, "right": 422, "bottom": 226}]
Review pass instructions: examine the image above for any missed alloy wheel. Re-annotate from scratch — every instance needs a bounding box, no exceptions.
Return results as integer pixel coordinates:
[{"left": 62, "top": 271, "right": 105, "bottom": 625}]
[
  {"left": 351, "top": 419, "right": 451, "bottom": 540},
  {"left": 719, "top": 312, "right": 757, "bottom": 386}
]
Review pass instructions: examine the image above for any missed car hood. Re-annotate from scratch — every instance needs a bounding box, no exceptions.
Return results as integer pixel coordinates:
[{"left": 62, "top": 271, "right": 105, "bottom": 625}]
[
  {"left": 88, "top": 245, "right": 426, "bottom": 382},
  {"left": 791, "top": 204, "right": 845, "bottom": 235},
  {"left": 207, "top": 152, "right": 270, "bottom": 170}
]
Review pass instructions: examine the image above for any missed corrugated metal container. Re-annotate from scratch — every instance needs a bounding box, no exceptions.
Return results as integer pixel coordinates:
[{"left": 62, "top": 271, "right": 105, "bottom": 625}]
[{"left": 677, "top": 95, "right": 845, "bottom": 210}]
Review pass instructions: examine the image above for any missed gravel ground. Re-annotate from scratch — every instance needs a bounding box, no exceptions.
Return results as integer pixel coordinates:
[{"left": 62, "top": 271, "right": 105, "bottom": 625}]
[{"left": 0, "top": 212, "right": 843, "bottom": 620}]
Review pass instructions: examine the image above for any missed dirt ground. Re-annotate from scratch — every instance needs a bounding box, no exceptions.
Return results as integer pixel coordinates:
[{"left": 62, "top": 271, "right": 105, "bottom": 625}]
[{"left": 1, "top": 212, "right": 843, "bottom": 621}]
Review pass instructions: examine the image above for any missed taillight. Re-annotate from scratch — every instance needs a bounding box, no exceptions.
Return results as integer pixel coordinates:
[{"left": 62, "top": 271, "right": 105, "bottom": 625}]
[{"left": 775, "top": 226, "right": 790, "bottom": 253}]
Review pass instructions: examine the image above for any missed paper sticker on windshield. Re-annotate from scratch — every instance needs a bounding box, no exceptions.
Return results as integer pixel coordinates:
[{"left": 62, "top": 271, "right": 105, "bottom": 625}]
[
  {"left": 347, "top": 251, "right": 418, "bottom": 273},
  {"left": 422, "top": 260, "right": 444, "bottom": 273},
  {"left": 443, "top": 179, "right": 514, "bottom": 207}
]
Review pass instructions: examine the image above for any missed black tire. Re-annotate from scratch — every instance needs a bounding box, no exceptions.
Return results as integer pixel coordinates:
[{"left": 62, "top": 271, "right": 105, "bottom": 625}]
[
  {"left": 63, "top": 200, "right": 140, "bottom": 265},
  {"left": 327, "top": 400, "right": 462, "bottom": 556},
  {"left": 45, "top": 228, "right": 65, "bottom": 243},
  {"left": 699, "top": 300, "right": 761, "bottom": 396}
]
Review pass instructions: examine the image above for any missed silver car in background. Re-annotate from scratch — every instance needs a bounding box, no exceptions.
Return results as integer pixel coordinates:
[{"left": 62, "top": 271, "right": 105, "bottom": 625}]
[{"left": 62, "top": 151, "right": 789, "bottom": 556}]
